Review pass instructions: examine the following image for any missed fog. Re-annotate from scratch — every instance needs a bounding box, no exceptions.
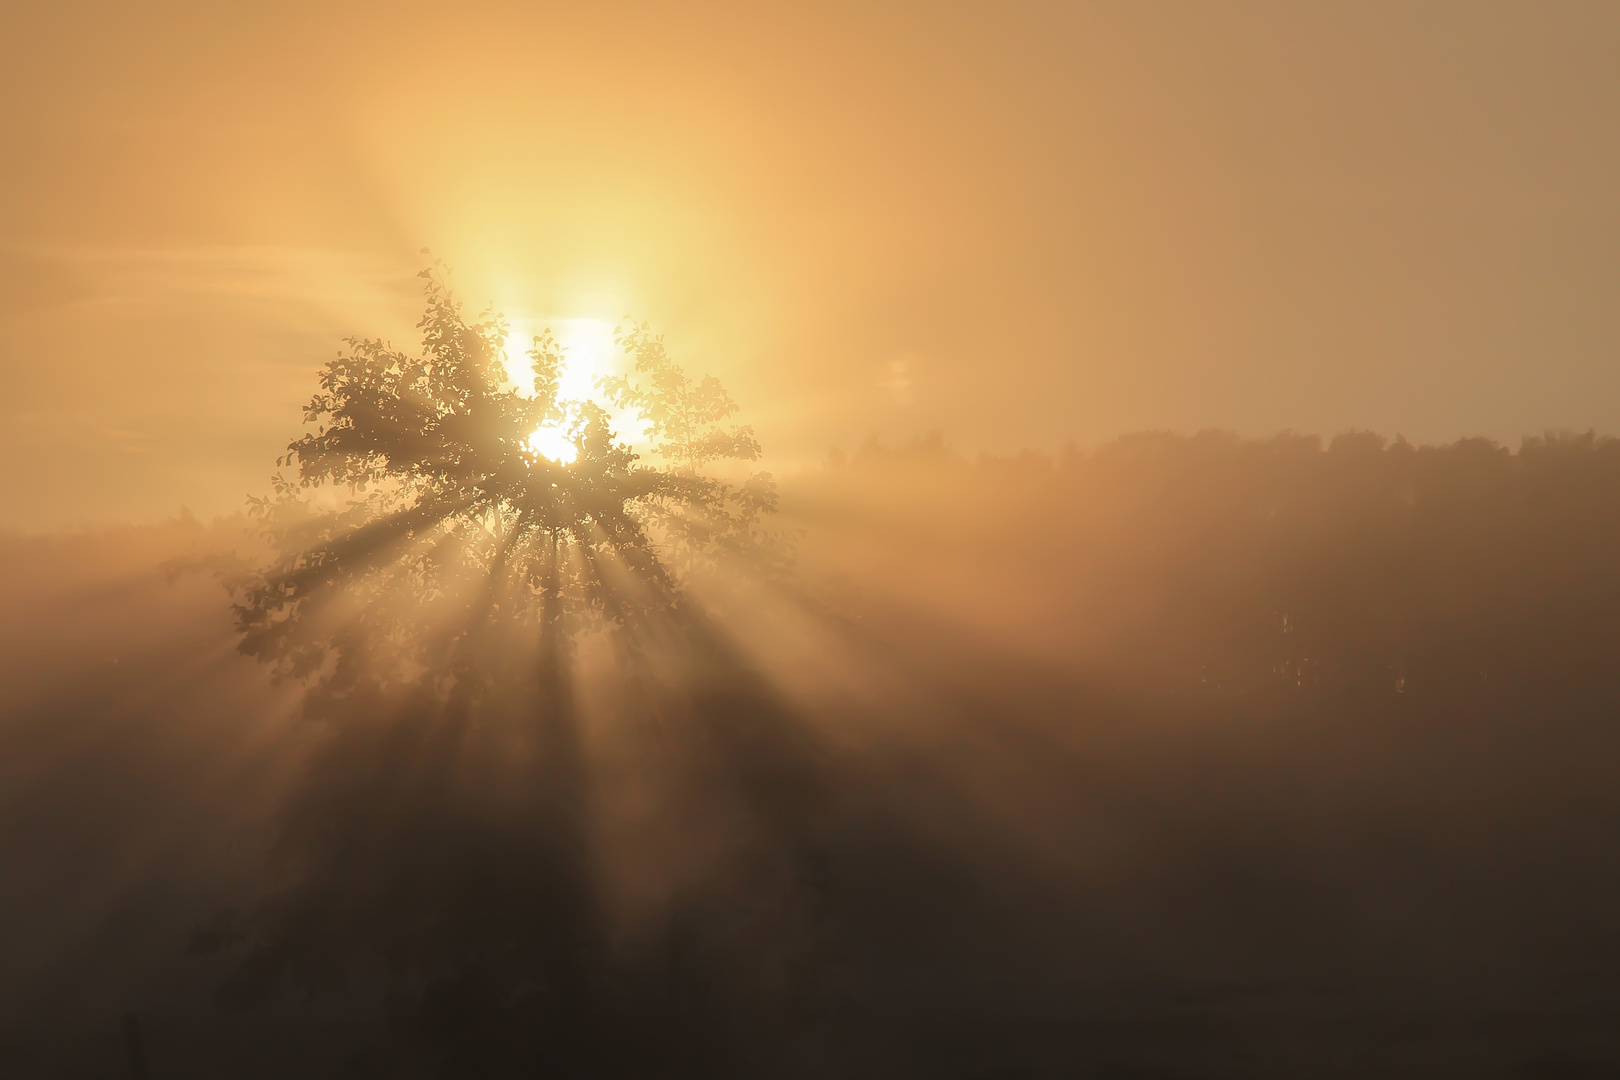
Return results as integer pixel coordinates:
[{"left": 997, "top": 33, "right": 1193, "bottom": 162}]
[
  {"left": 6, "top": 432, "right": 1620, "bottom": 1077},
  {"left": 6, "top": 2, "right": 1620, "bottom": 1075}
]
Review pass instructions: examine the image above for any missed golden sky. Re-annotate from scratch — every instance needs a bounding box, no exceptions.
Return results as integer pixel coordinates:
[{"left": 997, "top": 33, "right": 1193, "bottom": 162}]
[{"left": 2, "top": 1, "right": 1618, "bottom": 528}]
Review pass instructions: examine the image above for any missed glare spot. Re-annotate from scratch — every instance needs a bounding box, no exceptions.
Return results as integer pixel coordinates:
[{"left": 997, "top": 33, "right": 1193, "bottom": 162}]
[
  {"left": 528, "top": 425, "right": 577, "bottom": 464},
  {"left": 504, "top": 313, "right": 648, "bottom": 463}
]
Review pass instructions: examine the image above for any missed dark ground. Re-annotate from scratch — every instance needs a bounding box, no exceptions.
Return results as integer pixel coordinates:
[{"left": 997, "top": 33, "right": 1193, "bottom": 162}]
[{"left": 5, "top": 432, "right": 1620, "bottom": 1078}]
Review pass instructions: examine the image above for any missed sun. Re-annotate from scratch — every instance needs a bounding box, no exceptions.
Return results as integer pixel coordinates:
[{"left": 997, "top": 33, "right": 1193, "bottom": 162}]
[
  {"left": 527, "top": 422, "right": 579, "bottom": 464},
  {"left": 504, "top": 316, "right": 641, "bottom": 464}
]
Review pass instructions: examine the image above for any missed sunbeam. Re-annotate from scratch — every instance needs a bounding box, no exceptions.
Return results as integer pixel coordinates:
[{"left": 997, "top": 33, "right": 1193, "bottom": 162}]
[{"left": 10, "top": 4, "right": 1620, "bottom": 1075}]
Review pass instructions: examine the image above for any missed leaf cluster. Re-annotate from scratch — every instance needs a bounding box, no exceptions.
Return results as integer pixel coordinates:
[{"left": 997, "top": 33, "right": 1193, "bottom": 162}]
[{"left": 599, "top": 322, "right": 791, "bottom": 578}]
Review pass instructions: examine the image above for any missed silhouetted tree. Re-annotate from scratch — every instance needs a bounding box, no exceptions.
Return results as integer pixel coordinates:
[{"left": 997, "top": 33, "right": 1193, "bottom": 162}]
[
  {"left": 236, "top": 264, "right": 773, "bottom": 693},
  {"left": 210, "top": 265, "right": 824, "bottom": 1078}
]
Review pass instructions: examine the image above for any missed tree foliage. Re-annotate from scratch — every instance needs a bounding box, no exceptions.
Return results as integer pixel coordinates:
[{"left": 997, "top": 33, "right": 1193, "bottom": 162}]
[
  {"left": 232, "top": 264, "right": 776, "bottom": 700},
  {"left": 602, "top": 323, "right": 785, "bottom": 576}
]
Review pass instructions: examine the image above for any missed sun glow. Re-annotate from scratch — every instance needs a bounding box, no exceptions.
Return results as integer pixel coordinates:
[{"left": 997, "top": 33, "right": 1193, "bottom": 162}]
[
  {"left": 527, "top": 423, "right": 579, "bottom": 464},
  {"left": 505, "top": 316, "right": 637, "bottom": 465}
]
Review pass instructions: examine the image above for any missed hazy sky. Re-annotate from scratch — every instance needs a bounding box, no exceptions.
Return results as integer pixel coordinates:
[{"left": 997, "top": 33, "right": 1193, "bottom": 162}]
[{"left": 2, "top": 1, "right": 1618, "bottom": 528}]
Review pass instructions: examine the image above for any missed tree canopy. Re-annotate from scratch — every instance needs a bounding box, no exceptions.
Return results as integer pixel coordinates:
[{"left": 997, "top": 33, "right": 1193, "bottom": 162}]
[{"left": 233, "top": 264, "right": 778, "bottom": 701}]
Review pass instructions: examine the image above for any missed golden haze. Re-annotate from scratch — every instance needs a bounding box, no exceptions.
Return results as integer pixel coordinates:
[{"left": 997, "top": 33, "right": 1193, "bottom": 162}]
[{"left": 1, "top": 1, "right": 1618, "bottom": 528}]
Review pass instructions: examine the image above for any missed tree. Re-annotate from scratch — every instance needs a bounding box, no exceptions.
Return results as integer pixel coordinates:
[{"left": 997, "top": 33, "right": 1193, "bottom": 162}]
[
  {"left": 236, "top": 263, "right": 771, "bottom": 698},
  {"left": 211, "top": 265, "right": 821, "bottom": 1076}
]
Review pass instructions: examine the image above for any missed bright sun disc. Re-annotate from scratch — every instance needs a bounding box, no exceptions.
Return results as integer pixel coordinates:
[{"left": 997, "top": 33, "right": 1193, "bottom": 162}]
[
  {"left": 527, "top": 425, "right": 577, "bottom": 464},
  {"left": 505, "top": 313, "right": 646, "bottom": 465}
]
